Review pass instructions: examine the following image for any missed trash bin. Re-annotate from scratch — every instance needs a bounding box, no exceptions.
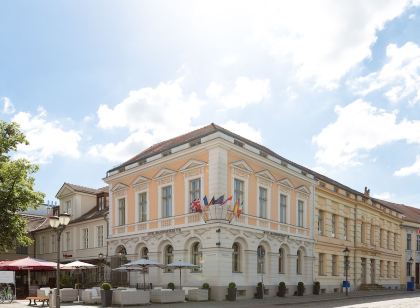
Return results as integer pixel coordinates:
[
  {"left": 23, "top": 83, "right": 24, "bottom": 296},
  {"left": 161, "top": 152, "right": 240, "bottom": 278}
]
[{"left": 407, "top": 281, "right": 415, "bottom": 291}]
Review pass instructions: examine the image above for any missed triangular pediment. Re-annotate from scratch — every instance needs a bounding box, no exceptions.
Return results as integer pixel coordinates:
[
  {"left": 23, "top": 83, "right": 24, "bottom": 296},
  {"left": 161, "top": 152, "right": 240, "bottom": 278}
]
[
  {"left": 154, "top": 168, "right": 176, "bottom": 179},
  {"left": 231, "top": 160, "right": 253, "bottom": 173},
  {"left": 56, "top": 183, "right": 75, "bottom": 198},
  {"left": 179, "top": 160, "right": 206, "bottom": 171},
  {"left": 132, "top": 176, "right": 150, "bottom": 186},
  {"left": 278, "top": 178, "right": 293, "bottom": 188},
  {"left": 296, "top": 185, "right": 311, "bottom": 194},
  {"left": 256, "top": 170, "right": 276, "bottom": 182},
  {"left": 111, "top": 183, "right": 129, "bottom": 192}
]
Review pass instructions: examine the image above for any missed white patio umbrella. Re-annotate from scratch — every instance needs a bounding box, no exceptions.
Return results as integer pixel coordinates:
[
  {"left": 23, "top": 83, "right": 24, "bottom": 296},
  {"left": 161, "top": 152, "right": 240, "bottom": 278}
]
[
  {"left": 166, "top": 261, "right": 200, "bottom": 289},
  {"left": 61, "top": 261, "right": 96, "bottom": 302},
  {"left": 124, "top": 259, "right": 164, "bottom": 290},
  {"left": 112, "top": 265, "right": 144, "bottom": 287}
]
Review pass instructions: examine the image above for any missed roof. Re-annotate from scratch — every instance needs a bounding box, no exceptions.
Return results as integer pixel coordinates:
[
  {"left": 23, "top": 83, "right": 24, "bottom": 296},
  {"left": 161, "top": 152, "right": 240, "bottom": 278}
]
[
  {"left": 373, "top": 199, "right": 420, "bottom": 224},
  {"left": 70, "top": 207, "right": 108, "bottom": 224},
  {"left": 57, "top": 183, "right": 109, "bottom": 197}
]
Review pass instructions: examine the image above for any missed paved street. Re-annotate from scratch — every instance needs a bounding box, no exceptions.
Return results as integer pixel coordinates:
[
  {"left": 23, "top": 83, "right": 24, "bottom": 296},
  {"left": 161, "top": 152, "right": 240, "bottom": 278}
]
[{"left": 5, "top": 291, "right": 420, "bottom": 308}]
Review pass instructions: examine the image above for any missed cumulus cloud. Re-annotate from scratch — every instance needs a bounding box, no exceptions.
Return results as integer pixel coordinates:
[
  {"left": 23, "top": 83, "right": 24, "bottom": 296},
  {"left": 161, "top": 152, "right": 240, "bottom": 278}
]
[
  {"left": 312, "top": 99, "right": 420, "bottom": 167},
  {"left": 350, "top": 42, "right": 420, "bottom": 105},
  {"left": 373, "top": 192, "right": 395, "bottom": 200},
  {"left": 394, "top": 155, "right": 420, "bottom": 176},
  {"left": 1, "top": 97, "right": 16, "bottom": 114},
  {"left": 206, "top": 77, "right": 270, "bottom": 109},
  {"left": 12, "top": 107, "right": 81, "bottom": 164}
]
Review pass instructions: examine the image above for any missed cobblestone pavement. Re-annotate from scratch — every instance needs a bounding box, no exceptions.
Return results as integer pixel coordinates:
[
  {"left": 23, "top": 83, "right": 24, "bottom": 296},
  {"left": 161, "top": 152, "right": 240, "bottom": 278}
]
[{"left": 5, "top": 291, "right": 420, "bottom": 308}]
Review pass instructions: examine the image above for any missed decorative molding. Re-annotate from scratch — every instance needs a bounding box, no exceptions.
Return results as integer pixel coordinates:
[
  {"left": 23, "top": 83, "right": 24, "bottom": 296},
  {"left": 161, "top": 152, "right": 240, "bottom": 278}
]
[
  {"left": 231, "top": 160, "right": 253, "bottom": 173},
  {"left": 296, "top": 185, "right": 310, "bottom": 195},
  {"left": 154, "top": 168, "right": 176, "bottom": 179},
  {"left": 226, "top": 228, "right": 240, "bottom": 236},
  {"left": 132, "top": 176, "right": 150, "bottom": 192},
  {"left": 179, "top": 159, "right": 206, "bottom": 172},
  {"left": 278, "top": 178, "right": 293, "bottom": 192},
  {"left": 256, "top": 170, "right": 276, "bottom": 182},
  {"left": 111, "top": 183, "right": 129, "bottom": 192}
]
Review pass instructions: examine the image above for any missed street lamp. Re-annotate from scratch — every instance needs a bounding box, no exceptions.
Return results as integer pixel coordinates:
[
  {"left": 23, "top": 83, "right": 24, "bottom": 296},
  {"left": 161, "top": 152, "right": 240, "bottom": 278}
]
[
  {"left": 49, "top": 213, "right": 71, "bottom": 308},
  {"left": 118, "top": 251, "right": 123, "bottom": 286},
  {"left": 343, "top": 247, "right": 350, "bottom": 296},
  {"left": 98, "top": 253, "right": 104, "bottom": 282},
  {"left": 409, "top": 256, "right": 414, "bottom": 277}
]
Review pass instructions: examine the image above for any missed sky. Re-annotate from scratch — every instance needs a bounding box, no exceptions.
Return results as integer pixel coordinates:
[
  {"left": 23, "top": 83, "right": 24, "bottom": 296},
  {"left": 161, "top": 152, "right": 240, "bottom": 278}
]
[{"left": 1, "top": 0, "right": 420, "bottom": 207}]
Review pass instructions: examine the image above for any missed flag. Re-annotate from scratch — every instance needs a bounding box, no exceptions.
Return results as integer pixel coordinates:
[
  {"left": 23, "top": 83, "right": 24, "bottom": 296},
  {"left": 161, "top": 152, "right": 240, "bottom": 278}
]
[
  {"left": 191, "top": 199, "right": 202, "bottom": 213},
  {"left": 237, "top": 201, "right": 243, "bottom": 218},
  {"left": 222, "top": 195, "right": 233, "bottom": 205},
  {"left": 209, "top": 197, "right": 215, "bottom": 205},
  {"left": 214, "top": 195, "right": 224, "bottom": 205},
  {"left": 203, "top": 196, "right": 209, "bottom": 206},
  {"left": 232, "top": 199, "right": 239, "bottom": 217}
]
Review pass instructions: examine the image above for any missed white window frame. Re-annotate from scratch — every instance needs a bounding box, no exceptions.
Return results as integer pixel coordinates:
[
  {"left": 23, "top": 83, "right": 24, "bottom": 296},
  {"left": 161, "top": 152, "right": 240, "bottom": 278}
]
[
  {"left": 81, "top": 228, "right": 89, "bottom": 249},
  {"left": 65, "top": 200, "right": 72, "bottom": 215},
  {"left": 135, "top": 190, "right": 149, "bottom": 223},
  {"left": 279, "top": 193, "right": 289, "bottom": 224},
  {"left": 117, "top": 197, "right": 127, "bottom": 226},
  {"left": 184, "top": 175, "right": 204, "bottom": 214},
  {"left": 159, "top": 184, "right": 174, "bottom": 218},
  {"left": 257, "top": 186, "right": 269, "bottom": 219},
  {"left": 65, "top": 231, "right": 71, "bottom": 251},
  {"left": 331, "top": 214, "right": 337, "bottom": 238},
  {"left": 231, "top": 176, "right": 248, "bottom": 214},
  {"left": 96, "top": 225, "right": 104, "bottom": 247},
  {"left": 296, "top": 199, "right": 305, "bottom": 228}
]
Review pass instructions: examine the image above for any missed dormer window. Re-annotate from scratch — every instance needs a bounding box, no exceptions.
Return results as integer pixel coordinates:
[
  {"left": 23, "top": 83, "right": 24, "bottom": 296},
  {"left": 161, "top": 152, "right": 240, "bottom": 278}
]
[
  {"left": 98, "top": 196, "right": 107, "bottom": 210},
  {"left": 65, "top": 200, "right": 72, "bottom": 215}
]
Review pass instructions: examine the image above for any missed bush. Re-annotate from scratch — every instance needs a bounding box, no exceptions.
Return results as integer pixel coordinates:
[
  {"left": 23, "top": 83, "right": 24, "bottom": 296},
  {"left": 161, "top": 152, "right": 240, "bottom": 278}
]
[
  {"left": 297, "top": 282, "right": 305, "bottom": 296},
  {"left": 202, "top": 283, "right": 210, "bottom": 289},
  {"left": 74, "top": 283, "right": 81, "bottom": 290},
  {"left": 228, "top": 282, "right": 236, "bottom": 289},
  {"left": 278, "top": 282, "right": 286, "bottom": 297},
  {"left": 101, "top": 282, "right": 112, "bottom": 290},
  {"left": 60, "top": 275, "right": 74, "bottom": 288},
  {"left": 167, "top": 282, "right": 175, "bottom": 290},
  {"left": 313, "top": 281, "right": 320, "bottom": 295},
  {"left": 257, "top": 282, "right": 263, "bottom": 288}
]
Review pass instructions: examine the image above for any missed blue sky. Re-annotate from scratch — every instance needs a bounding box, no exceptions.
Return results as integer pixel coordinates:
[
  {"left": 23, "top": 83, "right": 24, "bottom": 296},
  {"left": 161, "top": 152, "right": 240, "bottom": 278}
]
[{"left": 1, "top": 0, "right": 420, "bottom": 207}]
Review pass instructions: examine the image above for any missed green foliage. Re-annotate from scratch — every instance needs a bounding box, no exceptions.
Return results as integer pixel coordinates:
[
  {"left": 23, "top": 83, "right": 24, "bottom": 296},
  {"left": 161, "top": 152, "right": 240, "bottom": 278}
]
[
  {"left": 228, "top": 282, "right": 236, "bottom": 289},
  {"left": 313, "top": 281, "right": 320, "bottom": 295},
  {"left": 202, "top": 283, "right": 210, "bottom": 289},
  {"left": 101, "top": 282, "right": 112, "bottom": 290},
  {"left": 297, "top": 282, "right": 305, "bottom": 296},
  {"left": 257, "top": 282, "right": 263, "bottom": 288},
  {"left": 0, "top": 120, "right": 45, "bottom": 252},
  {"left": 167, "top": 282, "right": 175, "bottom": 290},
  {"left": 60, "top": 275, "right": 74, "bottom": 288},
  {"left": 278, "top": 282, "right": 286, "bottom": 297}
]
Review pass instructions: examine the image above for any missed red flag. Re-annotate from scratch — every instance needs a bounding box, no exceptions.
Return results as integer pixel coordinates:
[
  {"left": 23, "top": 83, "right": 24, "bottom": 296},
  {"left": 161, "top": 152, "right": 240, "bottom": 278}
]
[
  {"left": 222, "top": 195, "right": 233, "bottom": 205},
  {"left": 191, "top": 199, "right": 202, "bottom": 213}
]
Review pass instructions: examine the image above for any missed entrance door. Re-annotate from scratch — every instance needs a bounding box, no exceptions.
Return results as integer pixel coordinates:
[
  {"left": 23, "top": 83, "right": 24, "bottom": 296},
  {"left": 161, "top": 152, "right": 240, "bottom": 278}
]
[
  {"left": 416, "top": 263, "right": 419, "bottom": 285},
  {"left": 361, "top": 258, "right": 367, "bottom": 284},
  {"left": 370, "top": 259, "right": 376, "bottom": 284}
]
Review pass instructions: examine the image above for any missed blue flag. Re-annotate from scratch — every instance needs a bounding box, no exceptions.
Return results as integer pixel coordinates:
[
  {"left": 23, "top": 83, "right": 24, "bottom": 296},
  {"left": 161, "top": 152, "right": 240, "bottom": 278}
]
[
  {"left": 214, "top": 195, "right": 224, "bottom": 205},
  {"left": 203, "top": 196, "right": 209, "bottom": 206}
]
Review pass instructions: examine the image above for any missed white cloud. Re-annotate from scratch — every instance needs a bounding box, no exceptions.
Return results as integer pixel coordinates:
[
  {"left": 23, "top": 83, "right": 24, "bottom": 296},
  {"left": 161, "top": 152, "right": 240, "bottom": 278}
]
[
  {"left": 11, "top": 107, "right": 81, "bottom": 164},
  {"left": 206, "top": 77, "right": 270, "bottom": 109},
  {"left": 1, "top": 97, "right": 16, "bottom": 114},
  {"left": 312, "top": 99, "right": 420, "bottom": 167},
  {"left": 350, "top": 42, "right": 420, "bottom": 105},
  {"left": 395, "top": 155, "right": 420, "bottom": 176},
  {"left": 373, "top": 191, "right": 394, "bottom": 200},
  {"left": 222, "top": 120, "right": 263, "bottom": 144}
]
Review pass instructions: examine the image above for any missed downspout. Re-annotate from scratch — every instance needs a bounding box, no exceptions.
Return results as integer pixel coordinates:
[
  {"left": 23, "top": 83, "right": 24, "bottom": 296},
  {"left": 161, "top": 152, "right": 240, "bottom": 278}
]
[
  {"left": 353, "top": 203, "right": 357, "bottom": 288},
  {"left": 312, "top": 182, "right": 316, "bottom": 284}
]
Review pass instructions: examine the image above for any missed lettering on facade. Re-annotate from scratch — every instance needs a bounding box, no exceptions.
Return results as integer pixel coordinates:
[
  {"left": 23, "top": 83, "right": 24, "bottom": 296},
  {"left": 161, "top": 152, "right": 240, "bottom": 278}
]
[{"left": 147, "top": 228, "right": 181, "bottom": 236}]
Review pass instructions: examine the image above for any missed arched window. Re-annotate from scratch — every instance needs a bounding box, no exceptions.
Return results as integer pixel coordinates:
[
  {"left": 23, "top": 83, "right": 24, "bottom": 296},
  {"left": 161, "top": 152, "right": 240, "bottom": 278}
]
[
  {"left": 279, "top": 248, "right": 285, "bottom": 273},
  {"left": 232, "top": 243, "right": 241, "bottom": 273},
  {"left": 164, "top": 245, "right": 174, "bottom": 272},
  {"left": 257, "top": 245, "right": 265, "bottom": 274},
  {"left": 296, "top": 249, "right": 303, "bottom": 274},
  {"left": 141, "top": 247, "right": 148, "bottom": 259},
  {"left": 191, "top": 242, "right": 202, "bottom": 272}
]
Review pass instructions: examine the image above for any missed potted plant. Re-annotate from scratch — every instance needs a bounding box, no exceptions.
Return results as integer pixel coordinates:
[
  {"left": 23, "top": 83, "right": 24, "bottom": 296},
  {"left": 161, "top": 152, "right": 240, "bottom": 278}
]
[
  {"left": 277, "top": 282, "right": 286, "bottom": 297},
  {"left": 297, "top": 282, "right": 305, "bottom": 296},
  {"left": 100, "top": 282, "right": 113, "bottom": 307},
  {"left": 167, "top": 282, "right": 175, "bottom": 290},
  {"left": 202, "top": 283, "right": 211, "bottom": 300},
  {"left": 255, "top": 282, "right": 264, "bottom": 299},
  {"left": 313, "top": 281, "right": 320, "bottom": 295},
  {"left": 227, "top": 282, "right": 237, "bottom": 301}
]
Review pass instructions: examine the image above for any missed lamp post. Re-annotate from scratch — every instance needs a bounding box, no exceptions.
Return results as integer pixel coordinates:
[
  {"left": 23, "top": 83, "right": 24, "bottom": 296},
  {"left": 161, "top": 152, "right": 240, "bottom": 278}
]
[
  {"left": 98, "top": 253, "right": 104, "bottom": 282},
  {"left": 49, "top": 213, "right": 71, "bottom": 308},
  {"left": 343, "top": 247, "right": 350, "bottom": 296},
  {"left": 118, "top": 251, "right": 123, "bottom": 286}
]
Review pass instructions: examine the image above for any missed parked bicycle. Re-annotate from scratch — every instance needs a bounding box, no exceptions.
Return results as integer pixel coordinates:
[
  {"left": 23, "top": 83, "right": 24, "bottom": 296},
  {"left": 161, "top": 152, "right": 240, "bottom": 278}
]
[{"left": 0, "top": 283, "right": 15, "bottom": 303}]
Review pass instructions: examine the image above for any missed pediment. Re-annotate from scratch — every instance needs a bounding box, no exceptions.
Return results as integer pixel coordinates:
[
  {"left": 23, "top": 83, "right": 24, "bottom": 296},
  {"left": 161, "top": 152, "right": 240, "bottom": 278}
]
[
  {"left": 179, "top": 160, "right": 206, "bottom": 171},
  {"left": 132, "top": 176, "right": 150, "bottom": 186},
  {"left": 278, "top": 178, "right": 293, "bottom": 188},
  {"left": 154, "top": 168, "right": 176, "bottom": 179},
  {"left": 231, "top": 160, "right": 253, "bottom": 173},
  {"left": 111, "top": 183, "right": 129, "bottom": 192},
  {"left": 55, "top": 183, "right": 75, "bottom": 198},
  {"left": 256, "top": 170, "right": 276, "bottom": 182},
  {"left": 296, "top": 185, "right": 311, "bottom": 194}
]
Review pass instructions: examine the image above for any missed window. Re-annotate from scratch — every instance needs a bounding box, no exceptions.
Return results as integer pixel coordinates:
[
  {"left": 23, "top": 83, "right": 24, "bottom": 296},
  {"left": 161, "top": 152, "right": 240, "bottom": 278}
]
[
  {"left": 394, "top": 233, "right": 398, "bottom": 251},
  {"left": 189, "top": 179, "right": 201, "bottom": 208},
  {"left": 65, "top": 231, "right": 71, "bottom": 251},
  {"left": 379, "top": 229, "right": 383, "bottom": 247},
  {"left": 297, "top": 200, "right": 304, "bottom": 227},
  {"left": 259, "top": 187, "right": 267, "bottom": 219},
  {"left": 96, "top": 225, "right": 104, "bottom": 247},
  {"left": 332, "top": 255, "right": 338, "bottom": 276},
  {"left": 297, "top": 249, "right": 303, "bottom": 274},
  {"left": 164, "top": 245, "right": 174, "bottom": 272},
  {"left": 387, "top": 261, "right": 391, "bottom": 278},
  {"left": 407, "top": 233, "right": 412, "bottom": 250},
  {"left": 141, "top": 247, "right": 149, "bottom": 259},
  {"left": 380, "top": 260, "right": 384, "bottom": 277},
  {"left": 118, "top": 198, "right": 125, "bottom": 225},
  {"left": 279, "top": 194, "right": 287, "bottom": 224},
  {"left": 138, "top": 192, "right": 147, "bottom": 222},
  {"left": 82, "top": 228, "right": 88, "bottom": 249},
  {"left": 191, "top": 242, "right": 202, "bottom": 272},
  {"left": 370, "top": 225, "right": 375, "bottom": 245},
  {"left": 318, "top": 253, "right": 324, "bottom": 276},
  {"left": 361, "top": 223, "right": 366, "bottom": 243},
  {"left": 257, "top": 245, "right": 265, "bottom": 274},
  {"left": 407, "top": 262, "right": 412, "bottom": 276},
  {"left": 279, "top": 248, "right": 285, "bottom": 273},
  {"left": 232, "top": 243, "right": 241, "bottom": 273},
  {"left": 344, "top": 218, "right": 348, "bottom": 240},
  {"left": 51, "top": 234, "right": 56, "bottom": 253},
  {"left": 234, "top": 179, "right": 244, "bottom": 207},
  {"left": 161, "top": 186, "right": 172, "bottom": 218},
  {"left": 331, "top": 214, "right": 337, "bottom": 238},
  {"left": 65, "top": 200, "right": 72, "bottom": 215},
  {"left": 387, "top": 231, "right": 391, "bottom": 249},
  {"left": 318, "top": 210, "right": 324, "bottom": 235},
  {"left": 417, "top": 235, "right": 420, "bottom": 251},
  {"left": 98, "top": 196, "right": 106, "bottom": 210},
  {"left": 394, "top": 262, "right": 398, "bottom": 278}
]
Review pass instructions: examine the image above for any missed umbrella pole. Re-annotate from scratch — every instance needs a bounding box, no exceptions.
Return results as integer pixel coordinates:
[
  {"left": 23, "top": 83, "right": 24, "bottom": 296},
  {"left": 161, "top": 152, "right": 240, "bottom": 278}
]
[
  {"left": 28, "top": 269, "right": 31, "bottom": 296},
  {"left": 179, "top": 268, "right": 181, "bottom": 290},
  {"left": 143, "top": 268, "right": 146, "bottom": 291}
]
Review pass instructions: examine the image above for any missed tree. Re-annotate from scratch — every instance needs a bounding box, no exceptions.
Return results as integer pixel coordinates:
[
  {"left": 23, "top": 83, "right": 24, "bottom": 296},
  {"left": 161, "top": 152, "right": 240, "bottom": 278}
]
[{"left": 0, "top": 120, "right": 45, "bottom": 251}]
